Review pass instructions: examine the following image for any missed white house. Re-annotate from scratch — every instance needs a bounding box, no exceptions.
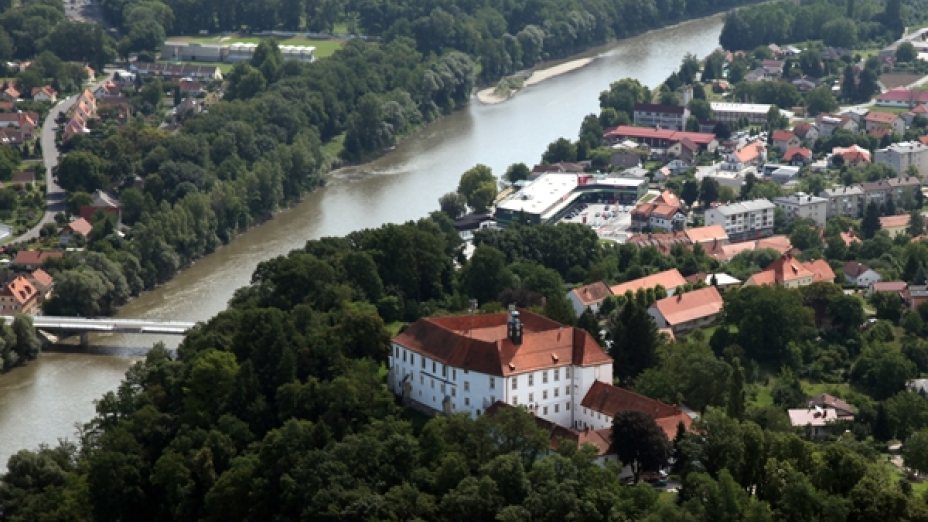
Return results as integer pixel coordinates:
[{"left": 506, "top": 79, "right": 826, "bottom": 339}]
[
  {"left": 774, "top": 192, "right": 829, "bottom": 227},
  {"left": 566, "top": 281, "right": 612, "bottom": 317},
  {"left": 704, "top": 199, "right": 776, "bottom": 242},
  {"left": 389, "top": 309, "right": 613, "bottom": 428},
  {"left": 843, "top": 262, "right": 881, "bottom": 288}
]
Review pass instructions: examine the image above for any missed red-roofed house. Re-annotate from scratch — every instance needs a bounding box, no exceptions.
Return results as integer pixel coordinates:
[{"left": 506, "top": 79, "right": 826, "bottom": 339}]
[
  {"left": 684, "top": 225, "right": 729, "bottom": 245},
  {"left": 792, "top": 122, "right": 819, "bottom": 143},
  {"left": 784, "top": 146, "right": 812, "bottom": 166},
  {"left": 880, "top": 214, "right": 911, "bottom": 238},
  {"left": 577, "top": 381, "right": 692, "bottom": 437},
  {"left": 79, "top": 190, "right": 121, "bottom": 223},
  {"left": 65, "top": 217, "right": 92, "bottom": 238},
  {"left": 647, "top": 286, "right": 724, "bottom": 334},
  {"left": 611, "top": 268, "right": 687, "bottom": 297},
  {"left": 567, "top": 281, "right": 612, "bottom": 317},
  {"left": 30, "top": 85, "right": 57, "bottom": 102},
  {"left": 631, "top": 197, "right": 686, "bottom": 231},
  {"left": 876, "top": 87, "right": 928, "bottom": 108},
  {"left": 12, "top": 249, "right": 63, "bottom": 270},
  {"left": 0, "top": 83, "right": 20, "bottom": 101},
  {"left": 0, "top": 275, "right": 39, "bottom": 314},
  {"left": 389, "top": 309, "right": 613, "bottom": 427},
  {"left": 831, "top": 145, "right": 871, "bottom": 166},
  {"left": 28, "top": 268, "right": 53, "bottom": 301},
  {"left": 772, "top": 130, "right": 800, "bottom": 153},
  {"left": 744, "top": 254, "right": 835, "bottom": 288},
  {"left": 603, "top": 126, "right": 719, "bottom": 153},
  {"left": 865, "top": 111, "right": 905, "bottom": 135}
]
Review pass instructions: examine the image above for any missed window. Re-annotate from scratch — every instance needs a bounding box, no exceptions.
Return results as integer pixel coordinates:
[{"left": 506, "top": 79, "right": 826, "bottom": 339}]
[
  {"left": 554, "top": 388, "right": 559, "bottom": 398},
  {"left": 394, "top": 346, "right": 398, "bottom": 358},
  {"left": 566, "top": 402, "right": 570, "bottom": 411},
  {"left": 565, "top": 367, "right": 570, "bottom": 378},
  {"left": 420, "top": 374, "right": 424, "bottom": 384},
  {"left": 512, "top": 377, "right": 518, "bottom": 390},
  {"left": 440, "top": 383, "right": 445, "bottom": 393},
  {"left": 554, "top": 368, "right": 559, "bottom": 381},
  {"left": 566, "top": 386, "right": 570, "bottom": 395},
  {"left": 452, "top": 387, "right": 456, "bottom": 397},
  {"left": 490, "top": 377, "right": 496, "bottom": 390},
  {"left": 432, "top": 362, "right": 436, "bottom": 373},
  {"left": 403, "top": 350, "right": 407, "bottom": 363},
  {"left": 465, "top": 397, "right": 470, "bottom": 406},
  {"left": 421, "top": 357, "right": 425, "bottom": 369},
  {"left": 410, "top": 354, "right": 415, "bottom": 365},
  {"left": 543, "top": 406, "right": 548, "bottom": 415},
  {"left": 464, "top": 381, "right": 470, "bottom": 392},
  {"left": 528, "top": 373, "right": 534, "bottom": 386},
  {"left": 442, "top": 365, "right": 447, "bottom": 378},
  {"left": 512, "top": 395, "right": 518, "bottom": 405},
  {"left": 542, "top": 371, "right": 548, "bottom": 384},
  {"left": 452, "top": 369, "right": 456, "bottom": 380},
  {"left": 529, "top": 392, "right": 534, "bottom": 402},
  {"left": 554, "top": 404, "right": 559, "bottom": 413},
  {"left": 543, "top": 390, "right": 548, "bottom": 400},
  {"left": 431, "top": 379, "right": 434, "bottom": 389}
]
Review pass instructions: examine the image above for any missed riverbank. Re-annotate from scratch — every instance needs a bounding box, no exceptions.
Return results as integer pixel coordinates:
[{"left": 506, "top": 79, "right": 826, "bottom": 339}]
[{"left": 477, "top": 57, "right": 596, "bottom": 104}]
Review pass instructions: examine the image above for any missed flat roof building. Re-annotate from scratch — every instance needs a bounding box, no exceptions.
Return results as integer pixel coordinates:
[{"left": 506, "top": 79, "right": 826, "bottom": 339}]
[{"left": 710, "top": 102, "right": 794, "bottom": 125}]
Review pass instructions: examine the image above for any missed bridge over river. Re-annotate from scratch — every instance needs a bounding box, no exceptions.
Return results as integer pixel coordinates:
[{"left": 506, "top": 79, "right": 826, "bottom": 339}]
[{"left": 0, "top": 316, "right": 197, "bottom": 345}]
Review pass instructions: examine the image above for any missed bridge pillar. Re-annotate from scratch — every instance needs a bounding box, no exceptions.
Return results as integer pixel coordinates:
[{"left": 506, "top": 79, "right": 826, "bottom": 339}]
[{"left": 79, "top": 332, "right": 89, "bottom": 347}]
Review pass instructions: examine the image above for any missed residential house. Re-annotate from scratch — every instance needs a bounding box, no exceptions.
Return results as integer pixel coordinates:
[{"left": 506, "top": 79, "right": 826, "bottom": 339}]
[
  {"left": 704, "top": 199, "right": 776, "bottom": 241},
  {"left": 566, "top": 282, "right": 612, "bottom": 317},
  {"left": 876, "top": 87, "right": 928, "bottom": 108},
  {"left": 907, "top": 379, "right": 928, "bottom": 397},
  {"left": 880, "top": 214, "right": 911, "bottom": 238},
  {"left": 743, "top": 253, "right": 836, "bottom": 288},
  {"left": 388, "top": 309, "right": 613, "bottom": 428},
  {"left": 820, "top": 185, "right": 865, "bottom": 218},
  {"left": 772, "top": 130, "right": 800, "bottom": 153},
  {"left": 178, "top": 78, "right": 204, "bottom": 97},
  {"left": 30, "top": 85, "right": 57, "bottom": 102},
  {"left": 875, "top": 141, "right": 928, "bottom": 177},
  {"left": 632, "top": 103, "right": 689, "bottom": 131},
  {"left": 870, "top": 280, "right": 907, "bottom": 296},
  {"left": 783, "top": 146, "right": 812, "bottom": 166},
  {"left": 647, "top": 286, "right": 725, "bottom": 334},
  {"left": 79, "top": 190, "right": 121, "bottom": 223},
  {"left": 132, "top": 62, "right": 224, "bottom": 81},
  {"left": 94, "top": 80, "right": 121, "bottom": 98},
  {"left": 864, "top": 111, "right": 906, "bottom": 136},
  {"left": 792, "top": 77, "right": 817, "bottom": 92},
  {"left": 760, "top": 59, "right": 785, "bottom": 78},
  {"left": 831, "top": 145, "right": 871, "bottom": 167},
  {"left": 817, "top": 114, "right": 858, "bottom": 138},
  {"left": 808, "top": 394, "right": 857, "bottom": 420},
  {"left": 577, "top": 380, "right": 692, "bottom": 437},
  {"left": 28, "top": 268, "right": 53, "bottom": 301},
  {"left": 0, "top": 275, "right": 39, "bottom": 314},
  {"left": 843, "top": 262, "right": 881, "bottom": 288},
  {"left": 610, "top": 268, "right": 687, "bottom": 298},
  {"left": 631, "top": 190, "right": 686, "bottom": 231},
  {"left": 774, "top": 192, "right": 828, "bottom": 227},
  {"left": 788, "top": 406, "right": 850, "bottom": 439},
  {"left": 683, "top": 224, "right": 729, "bottom": 245},
  {"left": 792, "top": 122, "right": 819, "bottom": 144},
  {"left": 0, "top": 83, "right": 20, "bottom": 101},
  {"left": 722, "top": 141, "right": 766, "bottom": 171},
  {"left": 862, "top": 177, "right": 922, "bottom": 208},
  {"left": 627, "top": 231, "right": 691, "bottom": 255},
  {"left": 906, "top": 285, "right": 928, "bottom": 310},
  {"left": 706, "top": 235, "right": 794, "bottom": 262},
  {"left": 61, "top": 217, "right": 93, "bottom": 245},
  {"left": 609, "top": 151, "right": 642, "bottom": 170},
  {"left": 12, "top": 249, "right": 63, "bottom": 270},
  {"left": 97, "top": 96, "right": 131, "bottom": 123}
]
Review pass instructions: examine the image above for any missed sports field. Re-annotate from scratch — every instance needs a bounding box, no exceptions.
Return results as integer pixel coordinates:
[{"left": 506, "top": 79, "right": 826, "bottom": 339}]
[{"left": 169, "top": 35, "right": 344, "bottom": 59}]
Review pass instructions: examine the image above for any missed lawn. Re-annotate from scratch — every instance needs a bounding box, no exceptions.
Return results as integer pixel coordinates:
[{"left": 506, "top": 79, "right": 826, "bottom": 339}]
[{"left": 173, "top": 34, "right": 344, "bottom": 59}]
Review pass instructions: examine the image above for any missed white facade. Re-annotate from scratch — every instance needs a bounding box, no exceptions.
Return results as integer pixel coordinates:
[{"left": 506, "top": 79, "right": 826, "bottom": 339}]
[
  {"left": 875, "top": 142, "right": 928, "bottom": 177},
  {"left": 820, "top": 186, "right": 865, "bottom": 218},
  {"left": 704, "top": 199, "right": 776, "bottom": 241},
  {"left": 389, "top": 343, "right": 612, "bottom": 429},
  {"left": 774, "top": 192, "right": 828, "bottom": 227}
]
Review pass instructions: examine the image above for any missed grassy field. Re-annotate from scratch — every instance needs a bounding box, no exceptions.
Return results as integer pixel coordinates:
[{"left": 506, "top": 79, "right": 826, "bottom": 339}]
[{"left": 171, "top": 35, "right": 344, "bottom": 59}]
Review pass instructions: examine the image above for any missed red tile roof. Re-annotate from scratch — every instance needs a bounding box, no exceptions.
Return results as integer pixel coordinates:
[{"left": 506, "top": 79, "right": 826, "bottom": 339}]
[
  {"left": 13, "top": 249, "right": 63, "bottom": 267},
  {"left": 393, "top": 310, "right": 611, "bottom": 377},
  {"left": 880, "top": 214, "right": 910, "bottom": 229},
  {"left": 684, "top": 225, "right": 728, "bottom": 244},
  {"left": 29, "top": 268, "right": 53, "bottom": 290},
  {"left": 581, "top": 381, "right": 693, "bottom": 439},
  {"left": 865, "top": 111, "right": 899, "bottom": 124},
  {"left": 871, "top": 281, "right": 907, "bottom": 293},
  {"left": 877, "top": 87, "right": 928, "bottom": 104},
  {"left": 772, "top": 130, "right": 796, "bottom": 142},
  {"left": 650, "top": 286, "right": 724, "bottom": 326},
  {"left": 610, "top": 269, "right": 687, "bottom": 296},
  {"left": 832, "top": 145, "right": 870, "bottom": 163},
  {"left": 5, "top": 275, "right": 36, "bottom": 306},
  {"left": 66, "top": 217, "right": 93, "bottom": 237},
  {"left": 784, "top": 146, "right": 812, "bottom": 160},
  {"left": 604, "top": 126, "right": 717, "bottom": 145},
  {"left": 735, "top": 141, "right": 765, "bottom": 163},
  {"left": 570, "top": 282, "right": 612, "bottom": 306}
]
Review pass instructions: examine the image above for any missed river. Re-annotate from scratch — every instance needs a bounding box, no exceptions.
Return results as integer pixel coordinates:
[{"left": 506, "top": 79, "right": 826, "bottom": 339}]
[{"left": 0, "top": 14, "right": 725, "bottom": 466}]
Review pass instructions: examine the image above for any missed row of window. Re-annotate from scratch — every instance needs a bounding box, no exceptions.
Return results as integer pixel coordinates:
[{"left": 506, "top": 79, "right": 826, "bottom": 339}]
[
  {"left": 511, "top": 367, "right": 569, "bottom": 390},
  {"left": 511, "top": 398, "right": 570, "bottom": 417}
]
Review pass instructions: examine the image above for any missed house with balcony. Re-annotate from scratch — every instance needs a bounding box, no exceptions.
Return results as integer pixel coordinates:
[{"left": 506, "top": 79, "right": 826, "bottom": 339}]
[{"left": 704, "top": 199, "right": 776, "bottom": 241}]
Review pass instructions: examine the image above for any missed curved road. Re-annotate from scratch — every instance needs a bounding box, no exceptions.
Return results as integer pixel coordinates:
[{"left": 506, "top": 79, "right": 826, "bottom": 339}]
[{"left": 12, "top": 76, "right": 111, "bottom": 243}]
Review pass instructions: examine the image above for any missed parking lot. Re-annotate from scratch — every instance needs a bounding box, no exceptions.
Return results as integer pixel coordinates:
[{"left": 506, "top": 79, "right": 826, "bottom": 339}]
[{"left": 558, "top": 203, "right": 632, "bottom": 242}]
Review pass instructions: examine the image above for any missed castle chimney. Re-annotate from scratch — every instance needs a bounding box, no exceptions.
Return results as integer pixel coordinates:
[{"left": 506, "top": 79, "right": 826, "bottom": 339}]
[{"left": 507, "top": 309, "right": 523, "bottom": 345}]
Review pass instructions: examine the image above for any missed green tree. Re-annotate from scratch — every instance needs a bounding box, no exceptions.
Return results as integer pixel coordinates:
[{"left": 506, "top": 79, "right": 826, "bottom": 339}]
[
  {"left": 504, "top": 162, "right": 530, "bottom": 184},
  {"left": 699, "top": 176, "right": 720, "bottom": 207},
  {"left": 909, "top": 208, "right": 925, "bottom": 237},
  {"left": 789, "top": 219, "right": 821, "bottom": 251},
  {"left": 850, "top": 345, "right": 915, "bottom": 400},
  {"left": 607, "top": 298, "right": 662, "bottom": 381},
  {"left": 727, "top": 358, "right": 746, "bottom": 420},
  {"left": 457, "top": 164, "right": 497, "bottom": 213},
  {"left": 11, "top": 315, "right": 40, "bottom": 361},
  {"left": 861, "top": 201, "right": 881, "bottom": 239},
  {"left": 612, "top": 410, "right": 670, "bottom": 483},
  {"left": 56, "top": 152, "right": 107, "bottom": 193},
  {"left": 896, "top": 42, "right": 917, "bottom": 63},
  {"left": 461, "top": 246, "right": 514, "bottom": 305},
  {"left": 681, "top": 179, "right": 700, "bottom": 206},
  {"left": 439, "top": 191, "right": 467, "bottom": 219}
]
